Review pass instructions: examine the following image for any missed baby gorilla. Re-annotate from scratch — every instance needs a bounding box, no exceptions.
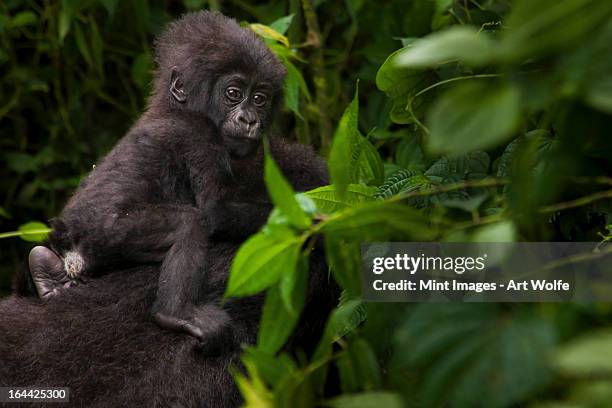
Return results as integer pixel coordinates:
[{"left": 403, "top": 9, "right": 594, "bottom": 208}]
[{"left": 27, "top": 11, "right": 328, "bottom": 342}]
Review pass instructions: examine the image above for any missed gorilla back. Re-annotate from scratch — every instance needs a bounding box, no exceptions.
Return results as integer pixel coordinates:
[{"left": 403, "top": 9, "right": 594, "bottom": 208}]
[
  {"left": 1, "top": 240, "right": 335, "bottom": 407},
  {"left": 0, "top": 265, "right": 244, "bottom": 407}
]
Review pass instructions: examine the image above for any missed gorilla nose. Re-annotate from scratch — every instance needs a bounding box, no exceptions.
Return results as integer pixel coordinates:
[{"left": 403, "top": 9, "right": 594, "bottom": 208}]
[{"left": 237, "top": 113, "right": 257, "bottom": 131}]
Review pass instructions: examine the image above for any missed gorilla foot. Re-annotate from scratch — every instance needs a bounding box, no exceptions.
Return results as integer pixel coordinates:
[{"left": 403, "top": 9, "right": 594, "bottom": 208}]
[
  {"left": 152, "top": 305, "right": 236, "bottom": 352},
  {"left": 28, "top": 246, "right": 73, "bottom": 299}
]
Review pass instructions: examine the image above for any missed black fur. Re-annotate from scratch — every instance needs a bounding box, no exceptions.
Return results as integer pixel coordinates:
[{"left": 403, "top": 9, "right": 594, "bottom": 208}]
[
  {"left": 0, "top": 11, "right": 337, "bottom": 406},
  {"left": 22, "top": 11, "right": 327, "bottom": 340},
  {"left": 0, "top": 246, "right": 335, "bottom": 407}
]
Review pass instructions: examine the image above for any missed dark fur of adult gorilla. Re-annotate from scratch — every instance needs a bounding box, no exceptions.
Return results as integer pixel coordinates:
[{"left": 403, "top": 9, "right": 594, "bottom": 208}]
[{"left": 0, "top": 11, "right": 336, "bottom": 407}]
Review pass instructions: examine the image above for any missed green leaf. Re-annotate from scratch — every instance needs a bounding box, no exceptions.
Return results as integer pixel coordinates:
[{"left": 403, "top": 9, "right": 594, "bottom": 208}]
[
  {"left": 323, "top": 392, "right": 403, "bottom": 408},
  {"left": 322, "top": 201, "right": 437, "bottom": 241},
  {"left": 336, "top": 339, "right": 382, "bottom": 393},
  {"left": 395, "top": 26, "right": 495, "bottom": 68},
  {"left": 304, "top": 184, "right": 376, "bottom": 214},
  {"left": 281, "top": 57, "right": 309, "bottom": 119},
  {"left": 393, "top": 304, "right": 555, "bottom": 407},
  {"left": 425, "top": 152, "right": 490, "bottom": 182},
  {"left": 554, "top": 330, "right": 612, "bottom": 376},
  {"left": 0, "top": 222, "right": 53, "bottom": 243},
  {"left": 501, "top": 0, "right": 612, "bottom": 61},
  {"left": 329, "top": 85, "right": 360, "bottom": 198},
  {"left": 426, "top": 81, "right": 521, "bottom": 155},
  {"left": 374, "top": 169, "right": 427, "bottom": 199},
  {"left": 257, "top": 283, "right": 301, "bottom": 354},
  {"left": 234, "top": 359, "right": 274, "bottom": 407},
  {"left": 225, "top": 228, "right": 303, "bottom": 297},
  {"left": 264, "top": 152, "right": 311, "bottom": 230},
  {"left": 325, "top": 238, "right": 361, "bottom": 296},
  {"left": 279, "top": 253, "right": 308, "bottom": 317},
  {"left": 376, "top": 49, "right": 438, "bottom": 125},
  {"left": 314, "top": 299, "right": 366, "bottom": 361},
  {"left": 329, "top": 85, "right": 384, "bottom": 198},
  {"left": 250, "top": 23, "right": 290, "bottom": 47},
  {"left": 243, "top": 347, "right": 297, "bottom": 388},
  {"left": 269, "top": 14, "right": 294, "bottom": 35},
  {"left": 472, "top": 221, "right": 516, "bottom": 242},
  {"left": 11, "top": 11, "right": 37, "bottom": 28},
  {"left": 395, "top": 133, "right": 426, "bottom": 171}
]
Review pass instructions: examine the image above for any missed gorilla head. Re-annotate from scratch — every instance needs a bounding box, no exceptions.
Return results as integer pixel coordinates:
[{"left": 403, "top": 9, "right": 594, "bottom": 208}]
[{"left": 151, "top": 12, "right": 287, "bottom": 157}]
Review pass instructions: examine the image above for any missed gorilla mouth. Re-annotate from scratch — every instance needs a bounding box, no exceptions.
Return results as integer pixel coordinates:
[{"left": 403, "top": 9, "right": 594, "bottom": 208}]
[{"left": 223, "top": 128, "right": 261, "bottom": 157}]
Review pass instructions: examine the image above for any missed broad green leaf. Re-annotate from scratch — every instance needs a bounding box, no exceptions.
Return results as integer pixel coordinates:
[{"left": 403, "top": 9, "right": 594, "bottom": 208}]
[
  {"left": 336, "top": 339, "right": 382, "bottom": 392},
  {"left": 250, "top": 24, "right": 289, "bottom": 47},
  {"left": 304, "top": 184, "right": 376, "bottom": 214},
  {"left": 11, "top": 11, "right": 37, "bottom": 28},
  {"left": 313, "top": 299, "right": 365, "bottom": 361},
  {"left": 322, "top": 201, "right": 437, "bottom": 241},
  {"left": 274, "top": 371, "right": 315, "bottom": 408},
  {"left": 426, "top": 152, "right": 490, "bottom": 182},
  {"left": 281, "top": 58, "right": 309, "bottom": 119},
  {"left": 374, "top": 169, "right": 425, "bottom": 199},
  {"left": 395, "top": 133, "right": 426, "bottom": 171},
  {"left": 329, "top": 85, "right": 384, "bottom": 198},
  {"left": 225, "top": 228, "right": 303, "bottom": 297},
  {"left": 426, "top": 81, "right": 520, "bottom": 155},
  {"left": 269, "top": 14, "right": 294, "bottom": 35},
  {"left": 501, "top": 0, "right": 612, "bottom": 61},
  {"left": 0, "top": 221, "right": 52, "bottom": 242},
  {"left": 325, "top": 238, "right": 361, "bottom": 296},
  {"left": 393, "top": 304, "right": 555, "bottom": 407},
  {"left": 279, "top": 253, "right": 307, "bottom": 316},
  {"left": 554, "top": 330, "right": 612, "bottom": 376},
  {"left": 395, "top": 26, "right": 495, "bottom": 68},
  {"left": 354, "top": 137, "right": 384, "bottom": 186},
  {"left": 234, "top": 360, "right": 274, "bottom": 408},
  {"left": 329, "top": 86, "right": 360, "bottom": 199},
  {"left": 472, "top": 221, "right": 516, "bottom": 242},
  {"left": 257, "top": 283, "right": 301, "bottom": 354},
  {"left": 324, "top": 392, "right": 403, "bottom": 408},
  {"left": 243, "top": 347, "right": 297, "bottom": 388},
  {"left": 264, "top": 152, "right": 311, "bottom": 229},
  {"left": 376, "top": 49, "right": 437, "bottom": 124}
]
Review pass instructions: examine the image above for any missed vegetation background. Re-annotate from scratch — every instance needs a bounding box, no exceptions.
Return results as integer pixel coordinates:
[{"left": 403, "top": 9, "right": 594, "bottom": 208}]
[{"left": 1, "top": 0, "right": 612, "bottom": 406}]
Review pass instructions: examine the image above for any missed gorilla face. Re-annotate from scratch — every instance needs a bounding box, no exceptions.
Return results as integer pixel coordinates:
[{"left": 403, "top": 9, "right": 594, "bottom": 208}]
[
  {"left": 170, "top": 69, "right": 274, "bottom": 158},
  {"left": 214, "top": 73, "right": 273, "bottom": 157}
]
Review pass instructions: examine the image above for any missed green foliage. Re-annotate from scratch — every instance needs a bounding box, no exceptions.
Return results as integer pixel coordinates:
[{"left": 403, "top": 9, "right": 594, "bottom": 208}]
[{"left": 2, "top": 0, "right": 612, "bottom": 406}]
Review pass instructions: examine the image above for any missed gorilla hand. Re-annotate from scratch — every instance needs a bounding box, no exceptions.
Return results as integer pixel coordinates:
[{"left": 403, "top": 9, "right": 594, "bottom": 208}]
[{"left": 152, "top": 304, "right": 237, "bottom": 352}]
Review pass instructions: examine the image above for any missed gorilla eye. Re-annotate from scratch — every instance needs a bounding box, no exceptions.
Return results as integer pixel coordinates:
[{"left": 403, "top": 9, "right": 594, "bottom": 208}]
[
  {"left": 252, "top": 93, "right": 267, "bottom": 107},
  {"left": 225, "top": 87, "right": 242, "bottom": 101}
]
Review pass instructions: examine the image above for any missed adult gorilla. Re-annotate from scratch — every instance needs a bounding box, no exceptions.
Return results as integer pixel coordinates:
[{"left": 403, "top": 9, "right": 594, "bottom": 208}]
[
  {"left": 0, "top": 250, "right": 332, "bottom": 406},
  {"left": 0, "top": 11, "right": 336, "bottom": 407}
]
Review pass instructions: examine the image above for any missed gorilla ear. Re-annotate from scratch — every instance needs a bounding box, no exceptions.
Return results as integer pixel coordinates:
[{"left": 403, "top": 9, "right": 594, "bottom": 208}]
[{"left": 170, "top": 68, "right": 187, "bottom": 103}]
